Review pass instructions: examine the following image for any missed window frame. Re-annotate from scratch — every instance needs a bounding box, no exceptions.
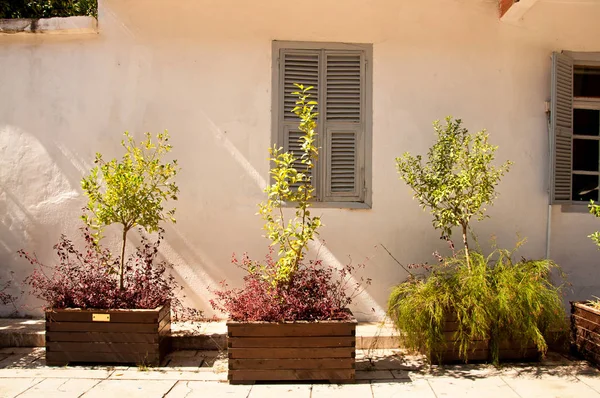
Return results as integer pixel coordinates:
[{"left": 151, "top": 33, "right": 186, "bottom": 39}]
[
  {"left": 552, "top": 51, "right": 600, "bottom": 207},
  {"left": 572, "top": 99, "right": 600, "bottom": 193},
  {"left": 271, "top": 40, "right": 373, "bottom": 209}
]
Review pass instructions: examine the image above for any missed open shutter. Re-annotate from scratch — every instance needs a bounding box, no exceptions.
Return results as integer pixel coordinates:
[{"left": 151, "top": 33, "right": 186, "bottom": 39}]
[
  {"left": 322, "top": 52, "right": 365, "bottom": 202},
  {"left": 551, "top": 52, "right": 574, "bottom": 203},
  {"left": 279, "top": 50, "right": 320, "bottom": 190}
]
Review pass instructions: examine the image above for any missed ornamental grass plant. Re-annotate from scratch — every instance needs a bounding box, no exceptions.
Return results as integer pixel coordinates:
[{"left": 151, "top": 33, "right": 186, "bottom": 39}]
[
  {"left": 388, "top": 117, "right": 566, "bottom": 364},
  {"left": 388, "top": 243, "right": 566, "bottom": 364}
]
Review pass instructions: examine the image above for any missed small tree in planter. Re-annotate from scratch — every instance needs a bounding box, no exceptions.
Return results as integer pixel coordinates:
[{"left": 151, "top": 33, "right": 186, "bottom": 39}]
[
  {"left": 571, "top": 202, "right": 600, "bottom": 365},
  {"left": 395, "top": 117, "right": 511, "bottom": 268},
  {"left": 389, "top": 117, "right": 566, "bottom": 364},
  {"left": 19, "top": 131, "right": 186, "bottom": 366},
  {"left": 211, "top": 85, "right": 369, "bottom": 383},
  {"left": 81, "top": 131, "right": 179, "bottom": 290}
]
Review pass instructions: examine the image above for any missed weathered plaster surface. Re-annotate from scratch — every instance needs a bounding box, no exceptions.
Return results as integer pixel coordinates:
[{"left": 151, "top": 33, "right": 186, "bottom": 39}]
[
  {"left": 0, "top": 0, "right": 599, "bottom": 319},
  {"left": 0, "top": 16, "right": 97, "bottom": 34}
]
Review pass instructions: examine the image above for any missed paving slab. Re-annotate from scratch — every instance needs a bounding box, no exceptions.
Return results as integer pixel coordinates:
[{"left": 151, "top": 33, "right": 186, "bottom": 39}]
[
  {"left": 311, "top": 383, "right": 373, "bottom": 397},
  {"left": 81, "top": 379, "right": 177, "bottom": 398},
  {"left": 390, "top": 369, "right": 410, "bottom": 379},
  {"left": 0, "top": 347, "right": 44, "bottom": 368},
  {"left": 166, "top": 350, "right": 201, "bottom": 358},
  {"left": 163, "top": 356, "right": 205, "bottom": 370},
  {"left": 356, "top": 370, "right": 395, "bottom": 380},
  {"left": 427, "top": 375, "right": 520, "bottom": 398},
  {"left": 248, "top": 384, "right": 312, "bottom": 398},
  {"left": 501, "top": 373, "right": 600, "bottom": 398},
  {"left": 165, "top": 381, "right": 252, "bottom": 397},
  {"left": 0, "top": 377, "right": 43, "bottom": 398},
  {"left": 0, "top": 368, "right": 114, "bottom": 379},
  {"left": 0, "top": 347, "right": 597, "bottom": 398},
  {"left": 575, "top": 373, "right": 600, "bottom": 393},
  {"left": 0, "top": 319, "right": 44, "bottom": 348},
  {"left": 109, "top": 369, "right": 227, "bottom": 381},
  {"left": 16, "top": 378, "right": 101, "bottom": 398},
  {"left": 371, "top": 379, "right": 436, "bottom": 398}
]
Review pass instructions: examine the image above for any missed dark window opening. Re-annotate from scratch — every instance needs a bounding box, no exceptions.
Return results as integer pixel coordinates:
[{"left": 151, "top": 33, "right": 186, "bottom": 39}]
[{"left": 574, "top": 66, "right": 600, "bottom": 98}]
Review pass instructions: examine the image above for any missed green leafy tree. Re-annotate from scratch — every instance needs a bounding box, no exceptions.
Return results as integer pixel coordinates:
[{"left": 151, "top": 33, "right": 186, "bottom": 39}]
[
  {"left": 0, "top": 0, "right": 98, "bottom": 19},
  {"left": 257, "top": 84, "right": 322, "bottom": 285},
  {"left": 81, "top": 131, "right": 179, "bottom": 290},
  {"left": 589, "top": 201, "right": 600, "bottom": 247},
  {"left": 395, "top": 117, "right": 512, "bottom": 269}
]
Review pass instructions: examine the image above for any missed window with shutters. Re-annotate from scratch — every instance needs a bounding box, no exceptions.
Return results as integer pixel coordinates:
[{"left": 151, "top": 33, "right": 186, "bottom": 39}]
[
  {"left": 271, "top": 41, "right": 373, "bottom": 208},
  {"left": 551, "top": 52, "right": 600, "bottom": 204}
]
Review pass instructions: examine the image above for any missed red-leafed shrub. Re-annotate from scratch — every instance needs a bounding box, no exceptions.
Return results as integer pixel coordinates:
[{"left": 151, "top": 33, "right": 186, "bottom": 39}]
[
  {"left": 0, "top": 279, "right": 15, "bottom": 306},
  {"left": 210, "top": 248, "right": 370, "bottom": 322},
  {"left": 19, "top": 227, "right": 197, "bottom": 318}
]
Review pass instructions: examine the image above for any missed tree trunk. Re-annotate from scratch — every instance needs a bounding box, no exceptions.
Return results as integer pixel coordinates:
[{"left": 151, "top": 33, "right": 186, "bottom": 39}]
[
  {"left": 119, "top": 228, "right": 128, "bottom": 290},
  {"left": 461, "top": 223, "right": 471, "bottom": 270}
]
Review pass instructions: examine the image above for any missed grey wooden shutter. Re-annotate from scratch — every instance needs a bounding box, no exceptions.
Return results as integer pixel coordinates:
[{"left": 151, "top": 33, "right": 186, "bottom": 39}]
[
  {"left": 322, "top": 52, "right": 365, "bottom": 202},
  {"left": 279, "top": 50, "right": 320, "bottom": 190},
  {"left": 551, "top": 52, "right": 574, "bottom": 203}
]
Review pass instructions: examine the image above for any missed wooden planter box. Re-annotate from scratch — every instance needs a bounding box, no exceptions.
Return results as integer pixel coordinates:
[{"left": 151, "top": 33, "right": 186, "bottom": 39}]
[
  {"left": 227, "top": 317, "right": 357, "bottom": 384},
  {"left": 429, "top": 315, "right": 489, "bottom": 364},
  {"left": 429, "top": 314, "right": 538, "bottom": 364},
  {"left": 571, "top": 301, "right": 600, "bottom": 365},
  {"left": 45, "top": 303, "right": 171, "bottom": 366}
]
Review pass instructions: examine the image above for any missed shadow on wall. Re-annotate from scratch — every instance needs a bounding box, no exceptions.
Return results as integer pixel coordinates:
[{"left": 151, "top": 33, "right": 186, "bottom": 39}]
[{"left": 0, "top": 118, "right": 387, "bottom": 320}]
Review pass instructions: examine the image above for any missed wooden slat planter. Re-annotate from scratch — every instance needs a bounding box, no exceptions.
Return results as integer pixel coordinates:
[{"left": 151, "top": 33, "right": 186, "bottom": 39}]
[
  {"left": 571, "top": 301, "right": 600, "bottom": 366},
  {"left": 45, "top": 303, "right": 171, "bottom": 366},
  {"left": 227, "top": 317, "right": 357, "bottom": 384},
  {"left": 430, "top": 316, "right": 489, "bottom": 364},
  {"left": 430, "top": 314, "right": 539, "bottom": 364}
]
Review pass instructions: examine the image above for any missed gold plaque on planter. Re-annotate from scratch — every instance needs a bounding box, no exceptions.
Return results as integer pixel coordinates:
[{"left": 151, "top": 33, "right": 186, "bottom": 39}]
[{"left": 92, "top": 314, "right": 110, "bottom": 322}]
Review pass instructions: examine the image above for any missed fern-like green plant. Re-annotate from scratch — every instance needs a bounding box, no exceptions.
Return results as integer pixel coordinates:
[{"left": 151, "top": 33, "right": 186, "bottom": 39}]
[
  {"left": 491, "top": 251, "right": 567, "bottom": 363},
  {"left": 387, "top": 244, "right": 566, "bottom": 364},
  {"left": 257, "top": 84, "right": 322, "bottom": 285}
]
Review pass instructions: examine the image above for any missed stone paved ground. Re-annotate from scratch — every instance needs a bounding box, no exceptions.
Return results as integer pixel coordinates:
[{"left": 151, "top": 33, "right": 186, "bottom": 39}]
[{"left": 0, "top": 348, "right": 599, "bottom": 397}]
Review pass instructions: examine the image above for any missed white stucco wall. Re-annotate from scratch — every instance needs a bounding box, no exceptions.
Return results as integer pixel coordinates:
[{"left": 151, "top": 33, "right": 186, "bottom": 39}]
[{"left": 1, "top": 0, "right": 599, "bottom": 319}]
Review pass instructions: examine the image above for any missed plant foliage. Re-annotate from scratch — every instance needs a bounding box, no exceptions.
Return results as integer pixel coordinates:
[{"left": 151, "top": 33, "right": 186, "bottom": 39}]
[
  {"left": 257, "top": 84, "right": 322, "bottom": 286},
  {"left": 396, "top": 117, "right": 512, "bottom": 268},
  {"left": 0, "top": 0, "right": 97, "bottom": 19},
  {"left": 588, "top": 200, "right": 600, "bottom": 248},
  {"left": 81, "top": 131, "right": 179, "bottom": 290},
  {"left": 210, "top": 248, "right": 369, "bottom": 322},
  {"left": 387, "top": 243, "right": 567, "bottom": 364},
  {"left": 585, "top": 201, "right": 600, "bottom": 308},
  {"left": 19, "top": 227, "right": 198, "bottom": 318},
  {"left": 0, "top": 278, "right": 16, "bottom": 306},
  {"left": 211, "top": 85, "right": 370, "bottom": 321}
]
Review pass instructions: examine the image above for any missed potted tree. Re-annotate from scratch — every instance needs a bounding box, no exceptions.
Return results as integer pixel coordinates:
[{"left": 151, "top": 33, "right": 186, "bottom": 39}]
[
  {"left": 20, "top": 131, "right": 182, "bottom": 366},
  {"left": 388, "top": 117, "right": 566, "bottom": 364},
  {"left": 211, "top": 85, "right": 368, "bottom": 384},
  {"left": 571, "top": 202, "right": 600, "bottom": 365}
]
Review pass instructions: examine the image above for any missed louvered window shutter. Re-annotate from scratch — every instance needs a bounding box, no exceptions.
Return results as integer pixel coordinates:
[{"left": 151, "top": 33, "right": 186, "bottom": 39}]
[
  {"left": 279, "top": 51, "right": 320, "bottom": 190},
  {"left": 322, "top": 52, "right": 365, "bottom": 202},
  {"left": 551, "top": 52, "right": 574, "bottom": 203}
]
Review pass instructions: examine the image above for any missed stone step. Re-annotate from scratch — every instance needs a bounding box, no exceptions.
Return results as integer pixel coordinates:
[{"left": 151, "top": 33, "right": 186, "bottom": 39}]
[{"left": 0, "top": 319, "right": 400, "bottom": 350}]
